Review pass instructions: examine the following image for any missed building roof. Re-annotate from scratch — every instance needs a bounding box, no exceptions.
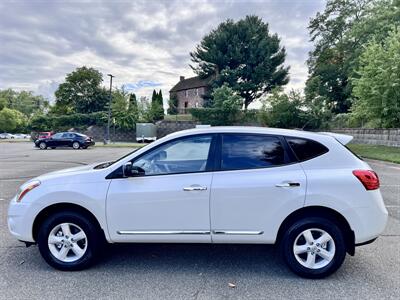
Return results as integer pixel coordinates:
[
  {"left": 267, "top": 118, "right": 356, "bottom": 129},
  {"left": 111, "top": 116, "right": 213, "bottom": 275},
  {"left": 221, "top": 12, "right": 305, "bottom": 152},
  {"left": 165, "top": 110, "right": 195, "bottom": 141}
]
[{"left": 169, "top": 76, "right": 212, "bottom": 92}]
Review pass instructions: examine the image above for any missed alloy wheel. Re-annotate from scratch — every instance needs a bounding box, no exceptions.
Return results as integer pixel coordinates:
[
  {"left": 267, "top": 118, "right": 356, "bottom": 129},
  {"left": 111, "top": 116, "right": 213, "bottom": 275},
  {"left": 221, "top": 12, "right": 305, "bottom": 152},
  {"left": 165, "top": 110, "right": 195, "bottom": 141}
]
[
  {"left": 293, "top": 228, "right": 335, "bottom": 269},
  {"left": 48, "top": 222, "right": 88, "bottom": 263}
]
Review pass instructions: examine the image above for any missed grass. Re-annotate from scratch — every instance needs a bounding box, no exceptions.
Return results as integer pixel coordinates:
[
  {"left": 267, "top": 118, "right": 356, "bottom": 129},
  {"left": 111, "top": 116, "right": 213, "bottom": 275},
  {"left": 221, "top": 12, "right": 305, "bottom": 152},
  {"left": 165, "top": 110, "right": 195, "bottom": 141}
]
[
  {"left": 95, "top": 142, "right": 146, "bottom": 148},
  {"left": 163, "top": 114, "right": 193, "bottom": 121},
  {"left": 347, "top": 144, "right": 400, "bottom": 164},
  {"left": 0, "top": 139, "right": 31, "bottom": 143}
]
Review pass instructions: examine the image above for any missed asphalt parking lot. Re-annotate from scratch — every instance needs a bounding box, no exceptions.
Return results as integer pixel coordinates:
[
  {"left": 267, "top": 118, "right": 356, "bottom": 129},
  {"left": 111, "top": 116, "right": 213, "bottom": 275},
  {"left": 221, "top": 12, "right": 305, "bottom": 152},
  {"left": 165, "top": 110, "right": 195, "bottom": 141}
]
[{"left": 0, "top": 142, "right": 399, "bottom": 299}]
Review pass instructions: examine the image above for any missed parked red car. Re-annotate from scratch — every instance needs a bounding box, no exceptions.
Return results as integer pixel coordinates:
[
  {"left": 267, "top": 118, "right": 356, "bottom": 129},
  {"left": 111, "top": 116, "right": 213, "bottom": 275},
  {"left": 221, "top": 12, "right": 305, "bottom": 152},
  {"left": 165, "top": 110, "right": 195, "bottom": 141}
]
[{"left": 38, "top": 132, "right": 53, "bottom": 139}]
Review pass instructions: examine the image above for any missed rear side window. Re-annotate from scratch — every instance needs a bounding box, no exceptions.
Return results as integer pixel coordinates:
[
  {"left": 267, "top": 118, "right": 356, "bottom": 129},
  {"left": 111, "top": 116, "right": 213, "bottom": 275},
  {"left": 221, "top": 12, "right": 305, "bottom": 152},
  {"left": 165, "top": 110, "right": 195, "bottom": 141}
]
[
  {"left": 286, "top": 137, "right": 328, "bottom": 162},
  {"left": 221, "top": 134, "right": 285, "bottom": 170}
]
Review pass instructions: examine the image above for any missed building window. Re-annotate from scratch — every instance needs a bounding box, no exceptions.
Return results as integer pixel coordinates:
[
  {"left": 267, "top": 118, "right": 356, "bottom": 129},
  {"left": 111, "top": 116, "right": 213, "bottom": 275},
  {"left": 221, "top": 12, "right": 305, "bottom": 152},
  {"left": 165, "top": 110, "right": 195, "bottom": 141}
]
[
  {"left": 195, "top": 88, "right": 199, "bottom": 96},
  {"left": 185, "top": 90, "right": 189, "bottom": 97}
]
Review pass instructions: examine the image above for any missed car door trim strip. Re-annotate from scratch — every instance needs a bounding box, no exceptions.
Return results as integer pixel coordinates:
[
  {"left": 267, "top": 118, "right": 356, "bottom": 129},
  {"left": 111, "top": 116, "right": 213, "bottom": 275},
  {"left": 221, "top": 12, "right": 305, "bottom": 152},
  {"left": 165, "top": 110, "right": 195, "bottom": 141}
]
[
  {"left": 212, "top": 230, "right": 264, "bottom": 235},
  {"left": 117, "top": 230, "right": 211, "bottom": 235}
]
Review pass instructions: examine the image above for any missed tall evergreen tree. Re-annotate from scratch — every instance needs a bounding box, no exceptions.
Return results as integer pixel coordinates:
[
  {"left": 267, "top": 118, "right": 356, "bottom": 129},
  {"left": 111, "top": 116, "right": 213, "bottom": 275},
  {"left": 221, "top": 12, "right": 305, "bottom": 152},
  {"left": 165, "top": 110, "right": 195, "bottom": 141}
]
[{"left": 190, "top": 15, "right": 289, "bottom": 109}]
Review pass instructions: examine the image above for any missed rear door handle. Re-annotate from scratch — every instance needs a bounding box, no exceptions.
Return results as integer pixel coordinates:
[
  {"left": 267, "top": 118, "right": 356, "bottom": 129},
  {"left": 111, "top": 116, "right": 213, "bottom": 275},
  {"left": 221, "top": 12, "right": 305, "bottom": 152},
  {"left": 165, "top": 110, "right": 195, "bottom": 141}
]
[
  {"left": 183, "top": 186, "right": 207, "bottom": 191},
  {"left": 275, "top": 182, "right": 300, "bottom": 188}
]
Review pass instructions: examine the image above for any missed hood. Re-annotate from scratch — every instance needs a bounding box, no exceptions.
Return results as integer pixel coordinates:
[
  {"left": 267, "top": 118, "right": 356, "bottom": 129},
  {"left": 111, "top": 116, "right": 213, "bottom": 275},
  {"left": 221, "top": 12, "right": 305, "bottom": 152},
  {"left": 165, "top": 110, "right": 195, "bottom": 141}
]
[
  {"left": 35, "top": 163, "right": 105, "bottom": 183},
  {"left": 44, "top": 164, "right": 97, "bottom": 176}
]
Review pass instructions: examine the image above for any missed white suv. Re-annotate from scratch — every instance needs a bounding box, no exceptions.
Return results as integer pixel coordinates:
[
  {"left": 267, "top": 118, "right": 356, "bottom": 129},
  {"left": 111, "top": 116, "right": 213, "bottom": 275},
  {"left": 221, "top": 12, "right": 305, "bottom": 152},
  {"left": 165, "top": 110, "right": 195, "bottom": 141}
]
[{"left": 8, "top": 127, "right": 388, "bottom": 278}]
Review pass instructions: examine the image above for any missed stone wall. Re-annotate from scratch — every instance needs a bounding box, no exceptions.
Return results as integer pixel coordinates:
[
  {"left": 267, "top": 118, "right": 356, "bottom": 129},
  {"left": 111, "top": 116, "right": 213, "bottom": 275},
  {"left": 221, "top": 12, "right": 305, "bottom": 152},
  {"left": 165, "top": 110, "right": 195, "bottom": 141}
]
[
  {"left": 156, "top": 120, "right": 199, "bottom": 138},
  {"left": 79, "top": 121, "right": 199, "bottom": 142},
  {"left": 332, "top": 128, "right": 400, "bottom": 147},
  {"left": 82, "top": 126, "right": 136, "bottom": 142}
]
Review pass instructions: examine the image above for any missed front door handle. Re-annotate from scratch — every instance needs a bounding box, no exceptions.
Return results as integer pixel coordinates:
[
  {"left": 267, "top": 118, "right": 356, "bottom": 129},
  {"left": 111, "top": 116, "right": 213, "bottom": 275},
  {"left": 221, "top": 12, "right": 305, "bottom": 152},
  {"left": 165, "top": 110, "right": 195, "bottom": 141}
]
[
  {"left": 275, "top": 182, "right": 300, "bottom": 188},
  {"left": 183, "top": 186, "right": 207, "bottom": 191}
]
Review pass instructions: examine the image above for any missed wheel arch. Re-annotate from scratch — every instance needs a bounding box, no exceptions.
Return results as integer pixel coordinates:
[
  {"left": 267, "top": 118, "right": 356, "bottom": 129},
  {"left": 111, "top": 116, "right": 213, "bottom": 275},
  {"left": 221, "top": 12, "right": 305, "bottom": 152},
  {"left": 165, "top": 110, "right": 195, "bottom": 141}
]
[
  {"left": 276, "top": 206, "right": 355, "bottom": 256},
  {"left": 32, "top": 203, "right": 106, "bottom": 243}
]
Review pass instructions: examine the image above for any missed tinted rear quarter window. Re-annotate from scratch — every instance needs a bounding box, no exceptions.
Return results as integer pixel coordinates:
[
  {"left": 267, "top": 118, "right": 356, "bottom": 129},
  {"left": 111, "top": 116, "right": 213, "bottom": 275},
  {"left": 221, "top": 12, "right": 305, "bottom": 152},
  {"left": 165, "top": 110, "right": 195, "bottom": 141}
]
[
  {"left": 221, "top": 134, "right": 285, "bottom": 170},
  {"left": 286, "top": 137, "right": 329, "bottom": 162}
]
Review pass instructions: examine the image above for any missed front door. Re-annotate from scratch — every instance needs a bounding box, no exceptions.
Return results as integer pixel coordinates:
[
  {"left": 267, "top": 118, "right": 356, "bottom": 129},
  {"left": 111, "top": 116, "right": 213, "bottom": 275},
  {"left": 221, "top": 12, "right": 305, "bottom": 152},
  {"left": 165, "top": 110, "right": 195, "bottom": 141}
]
[
  {"left": 210, "top": 133, "right": 306, "bottom": 243},
  {"left": 106, "top": 134, "right": 216, "bottom": 243}
]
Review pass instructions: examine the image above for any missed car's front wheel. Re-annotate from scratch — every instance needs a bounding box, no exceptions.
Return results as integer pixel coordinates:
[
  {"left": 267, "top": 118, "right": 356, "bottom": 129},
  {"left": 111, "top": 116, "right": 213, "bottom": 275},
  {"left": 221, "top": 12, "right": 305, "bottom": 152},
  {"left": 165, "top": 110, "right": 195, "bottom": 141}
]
[
  {"left": 281, "top": 217, "right": 346, "bottom": 279},
  {"left": 37, "top": 211, "right": 103, "bottom": 271}
]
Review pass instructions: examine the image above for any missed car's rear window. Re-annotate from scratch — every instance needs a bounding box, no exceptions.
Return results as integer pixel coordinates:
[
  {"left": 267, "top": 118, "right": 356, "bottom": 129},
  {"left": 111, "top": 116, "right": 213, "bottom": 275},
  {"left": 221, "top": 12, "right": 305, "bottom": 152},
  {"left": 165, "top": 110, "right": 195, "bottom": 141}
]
[{"left": 285, "top": 137, "right": 329, "bottom": 162}]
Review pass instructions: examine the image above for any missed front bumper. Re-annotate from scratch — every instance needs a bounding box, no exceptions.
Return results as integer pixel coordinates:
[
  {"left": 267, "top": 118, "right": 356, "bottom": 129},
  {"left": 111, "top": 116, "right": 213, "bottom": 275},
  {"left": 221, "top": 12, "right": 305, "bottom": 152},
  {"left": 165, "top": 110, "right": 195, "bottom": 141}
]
[
  {"left": 83, "top": 140, "right": 95, "bottom": 147},
  {"left": 7, "top": 196, "right": 36, "bottom": 243}
]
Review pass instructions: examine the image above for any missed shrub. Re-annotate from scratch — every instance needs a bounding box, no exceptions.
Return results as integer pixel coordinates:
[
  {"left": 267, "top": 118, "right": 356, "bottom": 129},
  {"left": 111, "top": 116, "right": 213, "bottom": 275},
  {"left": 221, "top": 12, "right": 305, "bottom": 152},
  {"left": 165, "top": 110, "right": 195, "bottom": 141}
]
[{"left": 29, "top": 112, "right": 107, "bottom": 131}]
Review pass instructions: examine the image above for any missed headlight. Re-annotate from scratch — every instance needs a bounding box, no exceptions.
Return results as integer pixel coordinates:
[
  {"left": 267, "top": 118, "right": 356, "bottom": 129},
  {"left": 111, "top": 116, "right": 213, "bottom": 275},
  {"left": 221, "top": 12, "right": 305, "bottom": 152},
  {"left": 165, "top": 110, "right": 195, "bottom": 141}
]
[{"left": 16, "top": 180, "right": 41, "bottom": 202}]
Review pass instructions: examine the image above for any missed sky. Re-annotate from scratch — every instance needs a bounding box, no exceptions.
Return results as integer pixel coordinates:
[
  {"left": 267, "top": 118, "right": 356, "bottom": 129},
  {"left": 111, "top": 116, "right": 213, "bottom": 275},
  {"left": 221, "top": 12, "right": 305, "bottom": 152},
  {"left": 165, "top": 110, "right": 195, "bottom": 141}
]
[{"left": 0, "top": 0, "right": 325, "bottom": 104}]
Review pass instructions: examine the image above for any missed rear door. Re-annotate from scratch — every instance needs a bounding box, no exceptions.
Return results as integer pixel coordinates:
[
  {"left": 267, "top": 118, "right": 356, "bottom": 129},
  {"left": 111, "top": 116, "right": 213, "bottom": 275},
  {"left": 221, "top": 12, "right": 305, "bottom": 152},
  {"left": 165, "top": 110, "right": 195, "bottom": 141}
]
[{"left": 210, "top": 133, "right": 306, "bottom": 243}]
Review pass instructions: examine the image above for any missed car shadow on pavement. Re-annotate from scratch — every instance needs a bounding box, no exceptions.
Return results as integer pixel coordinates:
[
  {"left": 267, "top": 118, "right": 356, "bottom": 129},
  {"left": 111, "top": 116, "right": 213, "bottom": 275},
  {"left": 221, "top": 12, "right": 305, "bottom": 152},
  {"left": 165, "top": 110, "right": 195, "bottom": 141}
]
[{"left": 97, "top": 243, "right": 293, "bottom": 278}]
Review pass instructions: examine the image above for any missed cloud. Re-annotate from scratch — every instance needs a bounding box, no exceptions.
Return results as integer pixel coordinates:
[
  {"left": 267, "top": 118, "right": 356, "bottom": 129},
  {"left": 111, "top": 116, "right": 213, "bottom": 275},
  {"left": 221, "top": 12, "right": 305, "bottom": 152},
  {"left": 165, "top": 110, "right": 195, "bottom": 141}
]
[
  {"left": 0, "top": 0, "right": 325, "bottom": 100},
  {"left": 123, "top": 81, "right": 162, "bottom": 92}
]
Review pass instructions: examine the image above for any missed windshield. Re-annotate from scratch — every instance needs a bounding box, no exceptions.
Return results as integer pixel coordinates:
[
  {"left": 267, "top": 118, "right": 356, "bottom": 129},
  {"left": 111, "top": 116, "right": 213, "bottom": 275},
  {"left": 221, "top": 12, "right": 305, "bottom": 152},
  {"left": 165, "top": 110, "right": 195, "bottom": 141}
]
[{"left": 93, "top": 147, "right": 141, "bottom": 169}]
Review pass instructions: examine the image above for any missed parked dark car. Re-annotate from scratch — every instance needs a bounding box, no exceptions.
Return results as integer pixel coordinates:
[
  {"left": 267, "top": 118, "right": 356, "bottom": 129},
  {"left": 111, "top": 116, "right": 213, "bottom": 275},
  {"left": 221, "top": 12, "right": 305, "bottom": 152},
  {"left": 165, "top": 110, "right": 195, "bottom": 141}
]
[{"left": 34, "top": 132, "right": 95, "bottom": 150}]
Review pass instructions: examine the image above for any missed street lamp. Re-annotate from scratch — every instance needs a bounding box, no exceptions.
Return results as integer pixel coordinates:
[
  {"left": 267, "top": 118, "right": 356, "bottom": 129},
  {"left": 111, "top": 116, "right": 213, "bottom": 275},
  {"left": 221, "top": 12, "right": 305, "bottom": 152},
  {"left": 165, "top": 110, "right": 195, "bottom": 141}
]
[{"left": 105, "top": 73, "right": 115, "bottom": 144}]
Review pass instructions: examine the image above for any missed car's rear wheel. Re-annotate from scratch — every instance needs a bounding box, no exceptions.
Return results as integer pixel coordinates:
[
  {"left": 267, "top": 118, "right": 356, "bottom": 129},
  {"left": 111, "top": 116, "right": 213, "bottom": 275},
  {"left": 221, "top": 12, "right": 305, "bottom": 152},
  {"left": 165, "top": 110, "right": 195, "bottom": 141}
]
[
  {"left": 281, "top": 217, "right": 346, "bottom": 279},
  {"left": 37, "top": 211, "right": 103, "bottom": 271},
  {"left": 72, "top": 142, "right": 81, "bottom": 150},
  {"left": 39, "top": 142, "right": 47, "bottom": 150}
]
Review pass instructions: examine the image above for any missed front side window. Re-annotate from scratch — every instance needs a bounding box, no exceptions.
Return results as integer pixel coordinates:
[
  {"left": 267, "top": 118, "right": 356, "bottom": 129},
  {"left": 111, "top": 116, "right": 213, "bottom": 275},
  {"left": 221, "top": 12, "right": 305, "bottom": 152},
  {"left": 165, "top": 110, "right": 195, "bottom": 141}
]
[
  {"left": 132, "top": 135, "right": 213, "bottom": 176},
  {"left": 221, "top": 134, "right": 285, "bottom": 170}
]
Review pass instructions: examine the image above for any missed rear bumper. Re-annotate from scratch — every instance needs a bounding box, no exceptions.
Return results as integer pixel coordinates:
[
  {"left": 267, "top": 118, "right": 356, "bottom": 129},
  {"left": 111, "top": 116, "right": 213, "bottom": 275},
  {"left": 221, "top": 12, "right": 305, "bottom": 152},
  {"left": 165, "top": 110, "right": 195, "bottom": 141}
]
[{"left": 345, "top": 190, "right": 388, "bottom": 244}]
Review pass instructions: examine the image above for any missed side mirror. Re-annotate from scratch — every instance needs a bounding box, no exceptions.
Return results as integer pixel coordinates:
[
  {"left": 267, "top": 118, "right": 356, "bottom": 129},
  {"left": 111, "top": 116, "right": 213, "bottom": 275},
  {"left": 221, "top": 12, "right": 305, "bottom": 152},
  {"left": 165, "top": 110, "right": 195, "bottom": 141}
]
[{"left": 122, "top": 162, "right": 145, "bottom": 177}]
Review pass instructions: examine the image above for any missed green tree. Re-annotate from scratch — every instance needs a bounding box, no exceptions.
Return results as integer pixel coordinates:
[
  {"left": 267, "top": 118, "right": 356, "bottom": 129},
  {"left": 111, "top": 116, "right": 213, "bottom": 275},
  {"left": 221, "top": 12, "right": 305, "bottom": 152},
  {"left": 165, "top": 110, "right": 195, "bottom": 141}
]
[
  {"left": 212, "top": 84, "right": 243, "bottom": 110},
  {"left": 158, "top": 89, "right": 163, "bottom": 106},
  {"left": 0, "top": 97, "right": 6, "bottom": 111},
  {"left": 190, "top": 15, "right": 289, "bottom": 109},
  {"left": 0, "top": 108, "right": 28, "bottom": 132},
  {"left": 54, "top": 66, "right": 109, "bottom": 114},
  {"left": 190, "top": 85, "right": 243, "bottom": 125},
  {"left": 260, "top": 90, "right": 305, "bottom": 129},
  {"left": 129, "top": 93, "right": 137, "bottom": 109},
  {"left": 0, "top": 89, "right": 49, "bottom": 116},
  {"left": 351, "top": 28, "right": 400, "bottom": 128},
  {"left": 167, "top": 95, "right": 178, "bottom": 115},
  {"left": 111, "top": 89, "right": 139, "bottom": 130},
  {"left": 306, "top": 0, "right": 400, "bottom": 114}
]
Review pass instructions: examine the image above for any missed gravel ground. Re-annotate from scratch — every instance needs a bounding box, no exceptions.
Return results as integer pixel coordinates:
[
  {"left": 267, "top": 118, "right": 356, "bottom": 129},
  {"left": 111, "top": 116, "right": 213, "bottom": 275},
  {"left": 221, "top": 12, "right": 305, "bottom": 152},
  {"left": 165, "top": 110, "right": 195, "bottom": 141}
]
[{"left": 0, "top": 142, "right": 399, "bottom": 300}]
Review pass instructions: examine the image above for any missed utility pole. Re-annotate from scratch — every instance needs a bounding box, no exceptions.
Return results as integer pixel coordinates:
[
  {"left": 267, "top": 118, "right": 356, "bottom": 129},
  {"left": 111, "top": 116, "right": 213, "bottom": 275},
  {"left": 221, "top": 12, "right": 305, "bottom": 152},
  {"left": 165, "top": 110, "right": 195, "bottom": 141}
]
[{"left": 105, "top": 73, "right": 114, "bottom": 144}]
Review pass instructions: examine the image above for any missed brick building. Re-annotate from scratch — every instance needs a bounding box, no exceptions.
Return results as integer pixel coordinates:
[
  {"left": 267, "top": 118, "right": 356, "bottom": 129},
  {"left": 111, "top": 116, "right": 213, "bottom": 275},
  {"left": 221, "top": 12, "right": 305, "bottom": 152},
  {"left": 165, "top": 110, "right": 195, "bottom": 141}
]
[{"left": 169, "top": 76, "right": 212, "bottom": 113}]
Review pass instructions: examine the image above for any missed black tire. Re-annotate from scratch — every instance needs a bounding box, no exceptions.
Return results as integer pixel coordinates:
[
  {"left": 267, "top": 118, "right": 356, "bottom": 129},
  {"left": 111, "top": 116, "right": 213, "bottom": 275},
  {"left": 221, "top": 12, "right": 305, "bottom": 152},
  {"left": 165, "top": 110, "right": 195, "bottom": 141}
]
[
  {"left": 72, "top": 141, "right": 81, "bottom": 150},
  {"left": 37, "top": 211, "right": 103, "bottom": 271},
  {"left": 51, "top": 147, "right": 56, "bottom": 149},
  {"left": 39, "top": 142, "right": 47, "bottom": 150},
  {"left": 281, "top": 217, "right": 346, "bottom": 279}
]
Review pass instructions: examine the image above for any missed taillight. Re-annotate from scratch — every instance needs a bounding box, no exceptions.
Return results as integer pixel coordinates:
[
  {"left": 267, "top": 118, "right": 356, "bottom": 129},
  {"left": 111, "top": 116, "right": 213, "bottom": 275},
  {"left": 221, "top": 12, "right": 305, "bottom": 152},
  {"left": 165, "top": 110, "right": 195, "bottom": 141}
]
[{"left": 352, "top": 170, "right": 380, "bottom": 190}]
